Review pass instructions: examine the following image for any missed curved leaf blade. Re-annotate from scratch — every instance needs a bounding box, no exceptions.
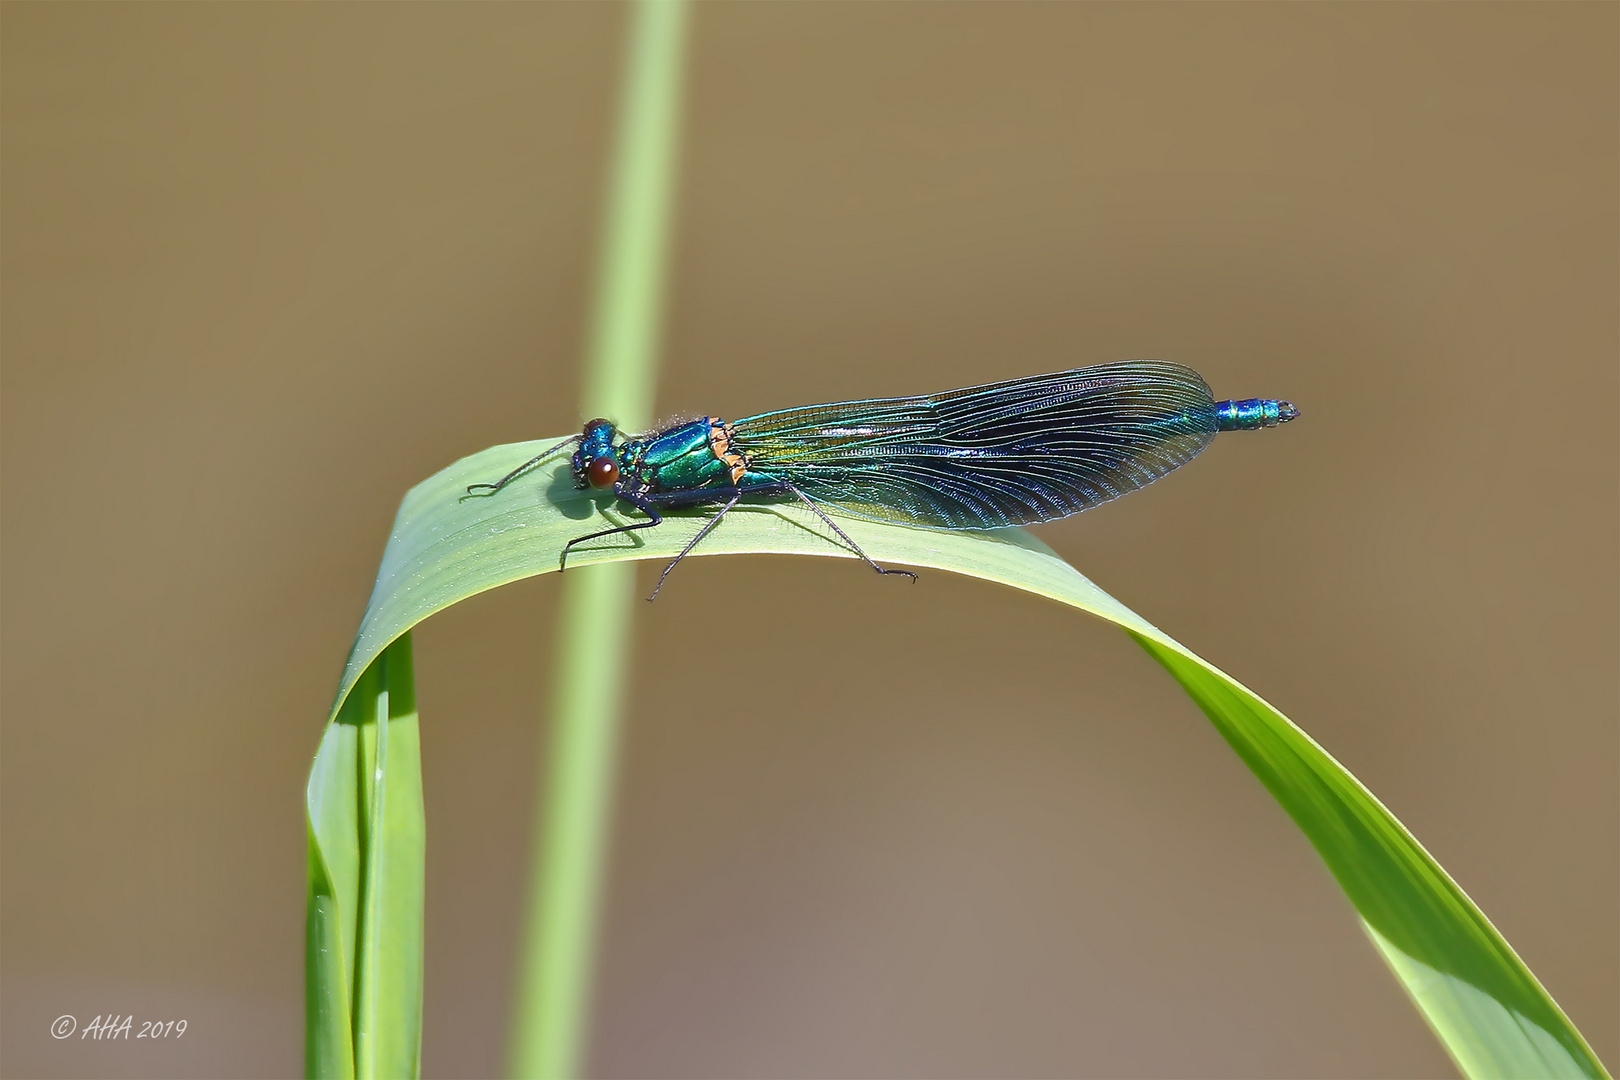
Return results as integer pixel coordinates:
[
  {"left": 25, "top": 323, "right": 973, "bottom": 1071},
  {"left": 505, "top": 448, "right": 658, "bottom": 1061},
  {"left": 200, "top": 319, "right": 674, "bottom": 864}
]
[
  {"left": 308, "top": 635, "right": 424, "bottom": 1079},
  {"left": 1134, "top": 637, "right": 1604, "bottom": 1079},
  {"left": 317, "top": 437, "right": 1608, "bottom": 1080},
  {"left": 332, "top": 438, "right": 1163, "bottom": 715}
]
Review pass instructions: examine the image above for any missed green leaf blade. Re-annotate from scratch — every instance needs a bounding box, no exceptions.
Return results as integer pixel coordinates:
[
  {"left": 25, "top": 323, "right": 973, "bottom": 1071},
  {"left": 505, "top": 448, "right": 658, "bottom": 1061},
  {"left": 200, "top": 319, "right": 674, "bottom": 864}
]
[
  {"left": 318, "top": 435, "right": 1608, "bottom": 1080},
  {"left": 333, "top": 438, "right": 1166, "bottom": 719},
  {"left": 308, "top": 635, "right": 425, "bottom": 1079},
  {"left": 1134, "top": 636, "right": 1606, "bottom": 1079}
]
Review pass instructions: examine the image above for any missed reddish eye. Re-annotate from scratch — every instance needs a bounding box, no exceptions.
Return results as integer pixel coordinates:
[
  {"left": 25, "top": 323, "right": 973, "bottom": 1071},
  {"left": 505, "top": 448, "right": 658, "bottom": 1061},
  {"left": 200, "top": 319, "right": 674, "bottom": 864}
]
[{"left": 587, "top": 456, "right": 620, "bottom": 489}]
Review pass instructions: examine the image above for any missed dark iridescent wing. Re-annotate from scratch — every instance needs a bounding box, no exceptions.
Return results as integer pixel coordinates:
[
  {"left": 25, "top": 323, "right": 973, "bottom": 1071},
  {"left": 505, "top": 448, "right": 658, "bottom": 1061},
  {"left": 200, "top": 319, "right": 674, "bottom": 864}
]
[{"left": 731, "top": 361, "right": 1219, "bottom": 529}]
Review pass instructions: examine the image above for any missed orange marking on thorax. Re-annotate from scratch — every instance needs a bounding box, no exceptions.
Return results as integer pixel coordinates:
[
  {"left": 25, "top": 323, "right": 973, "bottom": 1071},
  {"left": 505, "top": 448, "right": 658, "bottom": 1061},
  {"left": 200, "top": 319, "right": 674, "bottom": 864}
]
[{"left": 707, "top": 418, "right": 748, "bottom": 485}]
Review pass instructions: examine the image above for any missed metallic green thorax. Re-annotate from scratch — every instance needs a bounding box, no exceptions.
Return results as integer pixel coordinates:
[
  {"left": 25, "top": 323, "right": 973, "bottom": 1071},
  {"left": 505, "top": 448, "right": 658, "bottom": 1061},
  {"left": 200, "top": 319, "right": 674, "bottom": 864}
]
[{"left": 615, "top": 418, "right": 743, "bottom": 496}]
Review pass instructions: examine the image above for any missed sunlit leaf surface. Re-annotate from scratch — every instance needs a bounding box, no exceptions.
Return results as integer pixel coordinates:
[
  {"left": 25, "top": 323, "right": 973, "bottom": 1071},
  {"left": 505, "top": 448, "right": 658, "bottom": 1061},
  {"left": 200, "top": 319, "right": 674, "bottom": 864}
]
[{"left": 311, "top": 437, "right": 1608, "bottom": 1080}]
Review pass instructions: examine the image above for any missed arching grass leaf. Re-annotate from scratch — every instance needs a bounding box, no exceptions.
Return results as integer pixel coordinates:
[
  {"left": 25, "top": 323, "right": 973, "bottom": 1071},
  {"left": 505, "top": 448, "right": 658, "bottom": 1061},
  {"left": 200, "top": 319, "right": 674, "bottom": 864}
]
[{"left": 307, "top": 437, "right": 1609, "bottom": 1080}]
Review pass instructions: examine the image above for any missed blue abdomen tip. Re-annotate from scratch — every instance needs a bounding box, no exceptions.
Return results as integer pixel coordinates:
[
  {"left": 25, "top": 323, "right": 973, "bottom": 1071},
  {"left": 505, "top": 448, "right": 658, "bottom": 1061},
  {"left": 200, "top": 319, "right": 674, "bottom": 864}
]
[{"left": 1216, "top": 398, "right": 1299, "bottom": 431}]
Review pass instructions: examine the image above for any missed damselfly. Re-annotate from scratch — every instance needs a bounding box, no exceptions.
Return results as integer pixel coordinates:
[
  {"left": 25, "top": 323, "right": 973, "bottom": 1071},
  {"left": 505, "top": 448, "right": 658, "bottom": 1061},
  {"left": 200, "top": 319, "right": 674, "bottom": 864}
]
[{"left": 469, "top": 361, "right": 1297, "bottom": 599}]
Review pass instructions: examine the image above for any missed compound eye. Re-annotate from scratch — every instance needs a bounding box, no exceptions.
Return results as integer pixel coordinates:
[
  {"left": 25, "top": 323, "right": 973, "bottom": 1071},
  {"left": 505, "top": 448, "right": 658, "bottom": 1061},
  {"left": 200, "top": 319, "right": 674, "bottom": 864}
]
[{"left": 587, "top": 456, "right": 620, "bottom": 489}]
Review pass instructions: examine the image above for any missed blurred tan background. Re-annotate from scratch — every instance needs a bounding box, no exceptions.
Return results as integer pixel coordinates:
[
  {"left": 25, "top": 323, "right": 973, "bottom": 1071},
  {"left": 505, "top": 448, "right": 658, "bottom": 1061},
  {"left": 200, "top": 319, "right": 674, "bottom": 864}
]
[{"left": 3, "top": 3, "right": 1615, "bottom": 1077}]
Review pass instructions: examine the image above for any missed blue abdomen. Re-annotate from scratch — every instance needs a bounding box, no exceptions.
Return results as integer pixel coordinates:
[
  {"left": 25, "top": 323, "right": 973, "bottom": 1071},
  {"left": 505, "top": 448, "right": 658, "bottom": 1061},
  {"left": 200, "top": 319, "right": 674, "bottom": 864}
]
[{"left": 1216, "top": 398, "right": 1299, "bottom": 430}]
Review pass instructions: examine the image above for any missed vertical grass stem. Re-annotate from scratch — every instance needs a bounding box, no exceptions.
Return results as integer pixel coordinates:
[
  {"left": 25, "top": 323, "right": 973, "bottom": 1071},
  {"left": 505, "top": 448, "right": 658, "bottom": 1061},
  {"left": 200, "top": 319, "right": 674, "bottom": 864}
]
[{"left": 508, "top": 3, "right": 689, "bottom": 1077}]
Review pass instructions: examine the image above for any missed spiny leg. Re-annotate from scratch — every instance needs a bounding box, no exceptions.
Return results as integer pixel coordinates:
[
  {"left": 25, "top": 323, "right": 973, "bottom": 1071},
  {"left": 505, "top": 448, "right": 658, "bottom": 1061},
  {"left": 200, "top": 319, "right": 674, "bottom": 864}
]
[
  {"left": 465, "top": 435, "right": 578, "bottom": 496},
  {"left": 784, "top": 483, "right": 917, "bottom": 583},
  {"left": 647, "top": 494, "right": 741, "bottom": 602},
  {"left": 560, "top": 504, "right": 664, "bottom": 572}
]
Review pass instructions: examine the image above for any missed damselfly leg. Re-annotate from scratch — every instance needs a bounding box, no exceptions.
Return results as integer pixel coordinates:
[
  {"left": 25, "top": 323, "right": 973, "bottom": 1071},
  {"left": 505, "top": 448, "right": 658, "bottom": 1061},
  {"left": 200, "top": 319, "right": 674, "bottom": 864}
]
[
  {"left": 782, "top": 482, "right": 917, "bottom": 585},
  {"left": 559, "top": 498, "right": 664, "bottom": 571},
  {"left": 464, "top": 435, "right": 579, "bottom": 497},
  {"left": 648, "top": 494, "right": 741, "bottom": 601},
  {"left": 583, "top": 481, "right": 916, "bottom": 599}
]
